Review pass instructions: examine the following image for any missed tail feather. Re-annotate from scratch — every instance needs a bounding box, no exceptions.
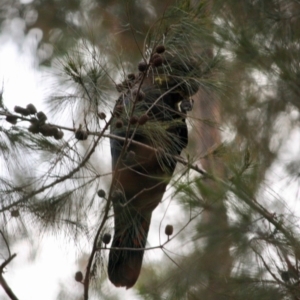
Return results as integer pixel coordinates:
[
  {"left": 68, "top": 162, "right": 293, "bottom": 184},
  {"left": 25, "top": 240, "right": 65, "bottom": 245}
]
[{"left": 108, "top": 213, "right": 151, "bottom": 289}]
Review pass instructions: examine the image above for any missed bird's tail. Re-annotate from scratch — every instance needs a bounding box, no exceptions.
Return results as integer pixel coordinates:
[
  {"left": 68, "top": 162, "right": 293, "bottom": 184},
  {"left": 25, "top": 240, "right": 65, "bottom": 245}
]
[{"left": 108, "top": 212, "right": 151, "bottom": 289}]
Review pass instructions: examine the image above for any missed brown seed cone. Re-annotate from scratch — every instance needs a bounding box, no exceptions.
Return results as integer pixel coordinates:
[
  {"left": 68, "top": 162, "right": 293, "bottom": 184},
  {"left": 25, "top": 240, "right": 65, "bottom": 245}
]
[
  {"left": 151, "top": 53, "right": 161, "bottom": 61},
  {"left": 39, "top": 124, "right": 55, "bottom": 137},
  {"left": 115, "top": 120, "right": 123, "bottom": 128},
  {"left": 97, "top": 189, "right": 106, "bottom": 198},
  {"left": 75, "top": 129, "right": 88, "bottom": 140},
  {"left": 155, "top": 45, "right": 165, "bottom": 54},
  {"left": 102, "top": 233, "right": 112, "bottom": 245},
  {"left": 11, "top": 210, "right": 20, "bottom": 217},
  {"left": 26, "top": 103, "right": 37, "bottom": 114},
  {"left": 54, "top": 130, "right": 64, "bottom": 140},
  {"left": 281, "top": 271, "right": 290, "bottom": 282},
  {"left": 98, "top": 112, "right": 106, "bottom": 120},
  {"left": 138, "top": 114, "right": 149, "bottom": 125},
  {"left": 50, "top": 126, "right": 59, "bottom": 137},
  {"left": 14, "top": 106, "right": 30, "bottom": 116},
  {"left": 6, "top": 115, "right": 18, "bottom": 125},
  {"left": 138, "top": 61, "right": 148, "bottom": 72},
  {"left": 75, "top": 271, "right": 83, "bottom": 282},
  {"left": 37, "top": 111, "right": 47, "bottom": 123},
  {"left": 152, "top": 56, "right": 163, "bottom": 67},
  {"left": 30, "top": 117, "right": 39, "bottom": 124},
  {"left": 28, "top": 124, "right": 39, "bottom": 134},
  {"left": 165, "top": 224, "right": 173, "bottom": 236},
  {"left": 129, "top": 115, "right": 139, "bottom": 125}
]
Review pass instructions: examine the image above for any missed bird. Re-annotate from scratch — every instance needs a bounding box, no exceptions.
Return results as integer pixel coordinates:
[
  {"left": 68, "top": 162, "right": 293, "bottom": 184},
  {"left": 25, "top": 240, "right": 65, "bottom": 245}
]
[{"left": 108, "top": 51, "right": 197, "bottom": 289}]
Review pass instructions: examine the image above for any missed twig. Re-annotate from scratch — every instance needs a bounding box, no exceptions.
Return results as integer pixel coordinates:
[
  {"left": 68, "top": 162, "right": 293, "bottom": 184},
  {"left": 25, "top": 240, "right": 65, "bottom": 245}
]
[
  {"left": 97, "top": 242, "right": 168, "bottom": 252},
  {"left": 4, "top": 111, "right": 295, "bottom": 259},
  {"left": 105, "top": 133, "right": 207, "bottom": 175},
  {"left": 0, "top": 230, "right": 11, "bottom": 257},
  {"left": 0, "top": 254, "right": 18, "bottom": 300},
  {"left": 0, "top": 116, "right": 113, "bottom": 213}
]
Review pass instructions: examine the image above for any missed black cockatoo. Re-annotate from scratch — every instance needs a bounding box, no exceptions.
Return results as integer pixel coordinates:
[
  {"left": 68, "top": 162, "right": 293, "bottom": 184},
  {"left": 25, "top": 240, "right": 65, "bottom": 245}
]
[{"left": 108, "top": 51, "right": 198, "bottom": 288}]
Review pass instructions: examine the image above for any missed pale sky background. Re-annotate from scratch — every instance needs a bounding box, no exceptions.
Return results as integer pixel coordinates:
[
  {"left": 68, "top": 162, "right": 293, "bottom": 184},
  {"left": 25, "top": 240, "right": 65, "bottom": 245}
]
[{"left": 1, "top": 9, "right": 300, "bottom": 300}]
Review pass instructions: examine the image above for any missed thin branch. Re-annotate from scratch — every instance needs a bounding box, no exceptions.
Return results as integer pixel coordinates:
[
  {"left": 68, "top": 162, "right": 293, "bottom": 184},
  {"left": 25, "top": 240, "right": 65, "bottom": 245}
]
[
  {"left": 3, "top": 111, "right": 295, "bottom": 257},
  {"left": 83, "top": 192, "right": 111, "bottom": 300},
  {"left": 104, "top": 133, "right": 206, "bottom": 175},
  {"left": 119, "top": 180, "right": 165, "bottom": 208},
  {"left": 162, "top": 248, "right": 182, "bottom": 269},
  {"left": 0, "top": 116, "right": 113, "bottom": 213},
  {"left": 96, "top": 210, "right": 202, "bottom": 252},
  {"left": 97, "top": 242, "right": 167, "bottom": 252},
  {"left": 0, "top": 254, "right": 18, "bottom": 300},
  {"left": 0, "top": 254, "right": 16, "bottom": 271},
  {"left": 0, "top": 230, "right": 11, "bottom": 257}
]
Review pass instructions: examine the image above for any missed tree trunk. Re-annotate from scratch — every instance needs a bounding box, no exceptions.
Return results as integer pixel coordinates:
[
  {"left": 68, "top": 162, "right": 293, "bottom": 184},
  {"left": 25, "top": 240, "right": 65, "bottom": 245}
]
[{"left": 190, "top": 88, "right": 232, "bottom": 299}]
